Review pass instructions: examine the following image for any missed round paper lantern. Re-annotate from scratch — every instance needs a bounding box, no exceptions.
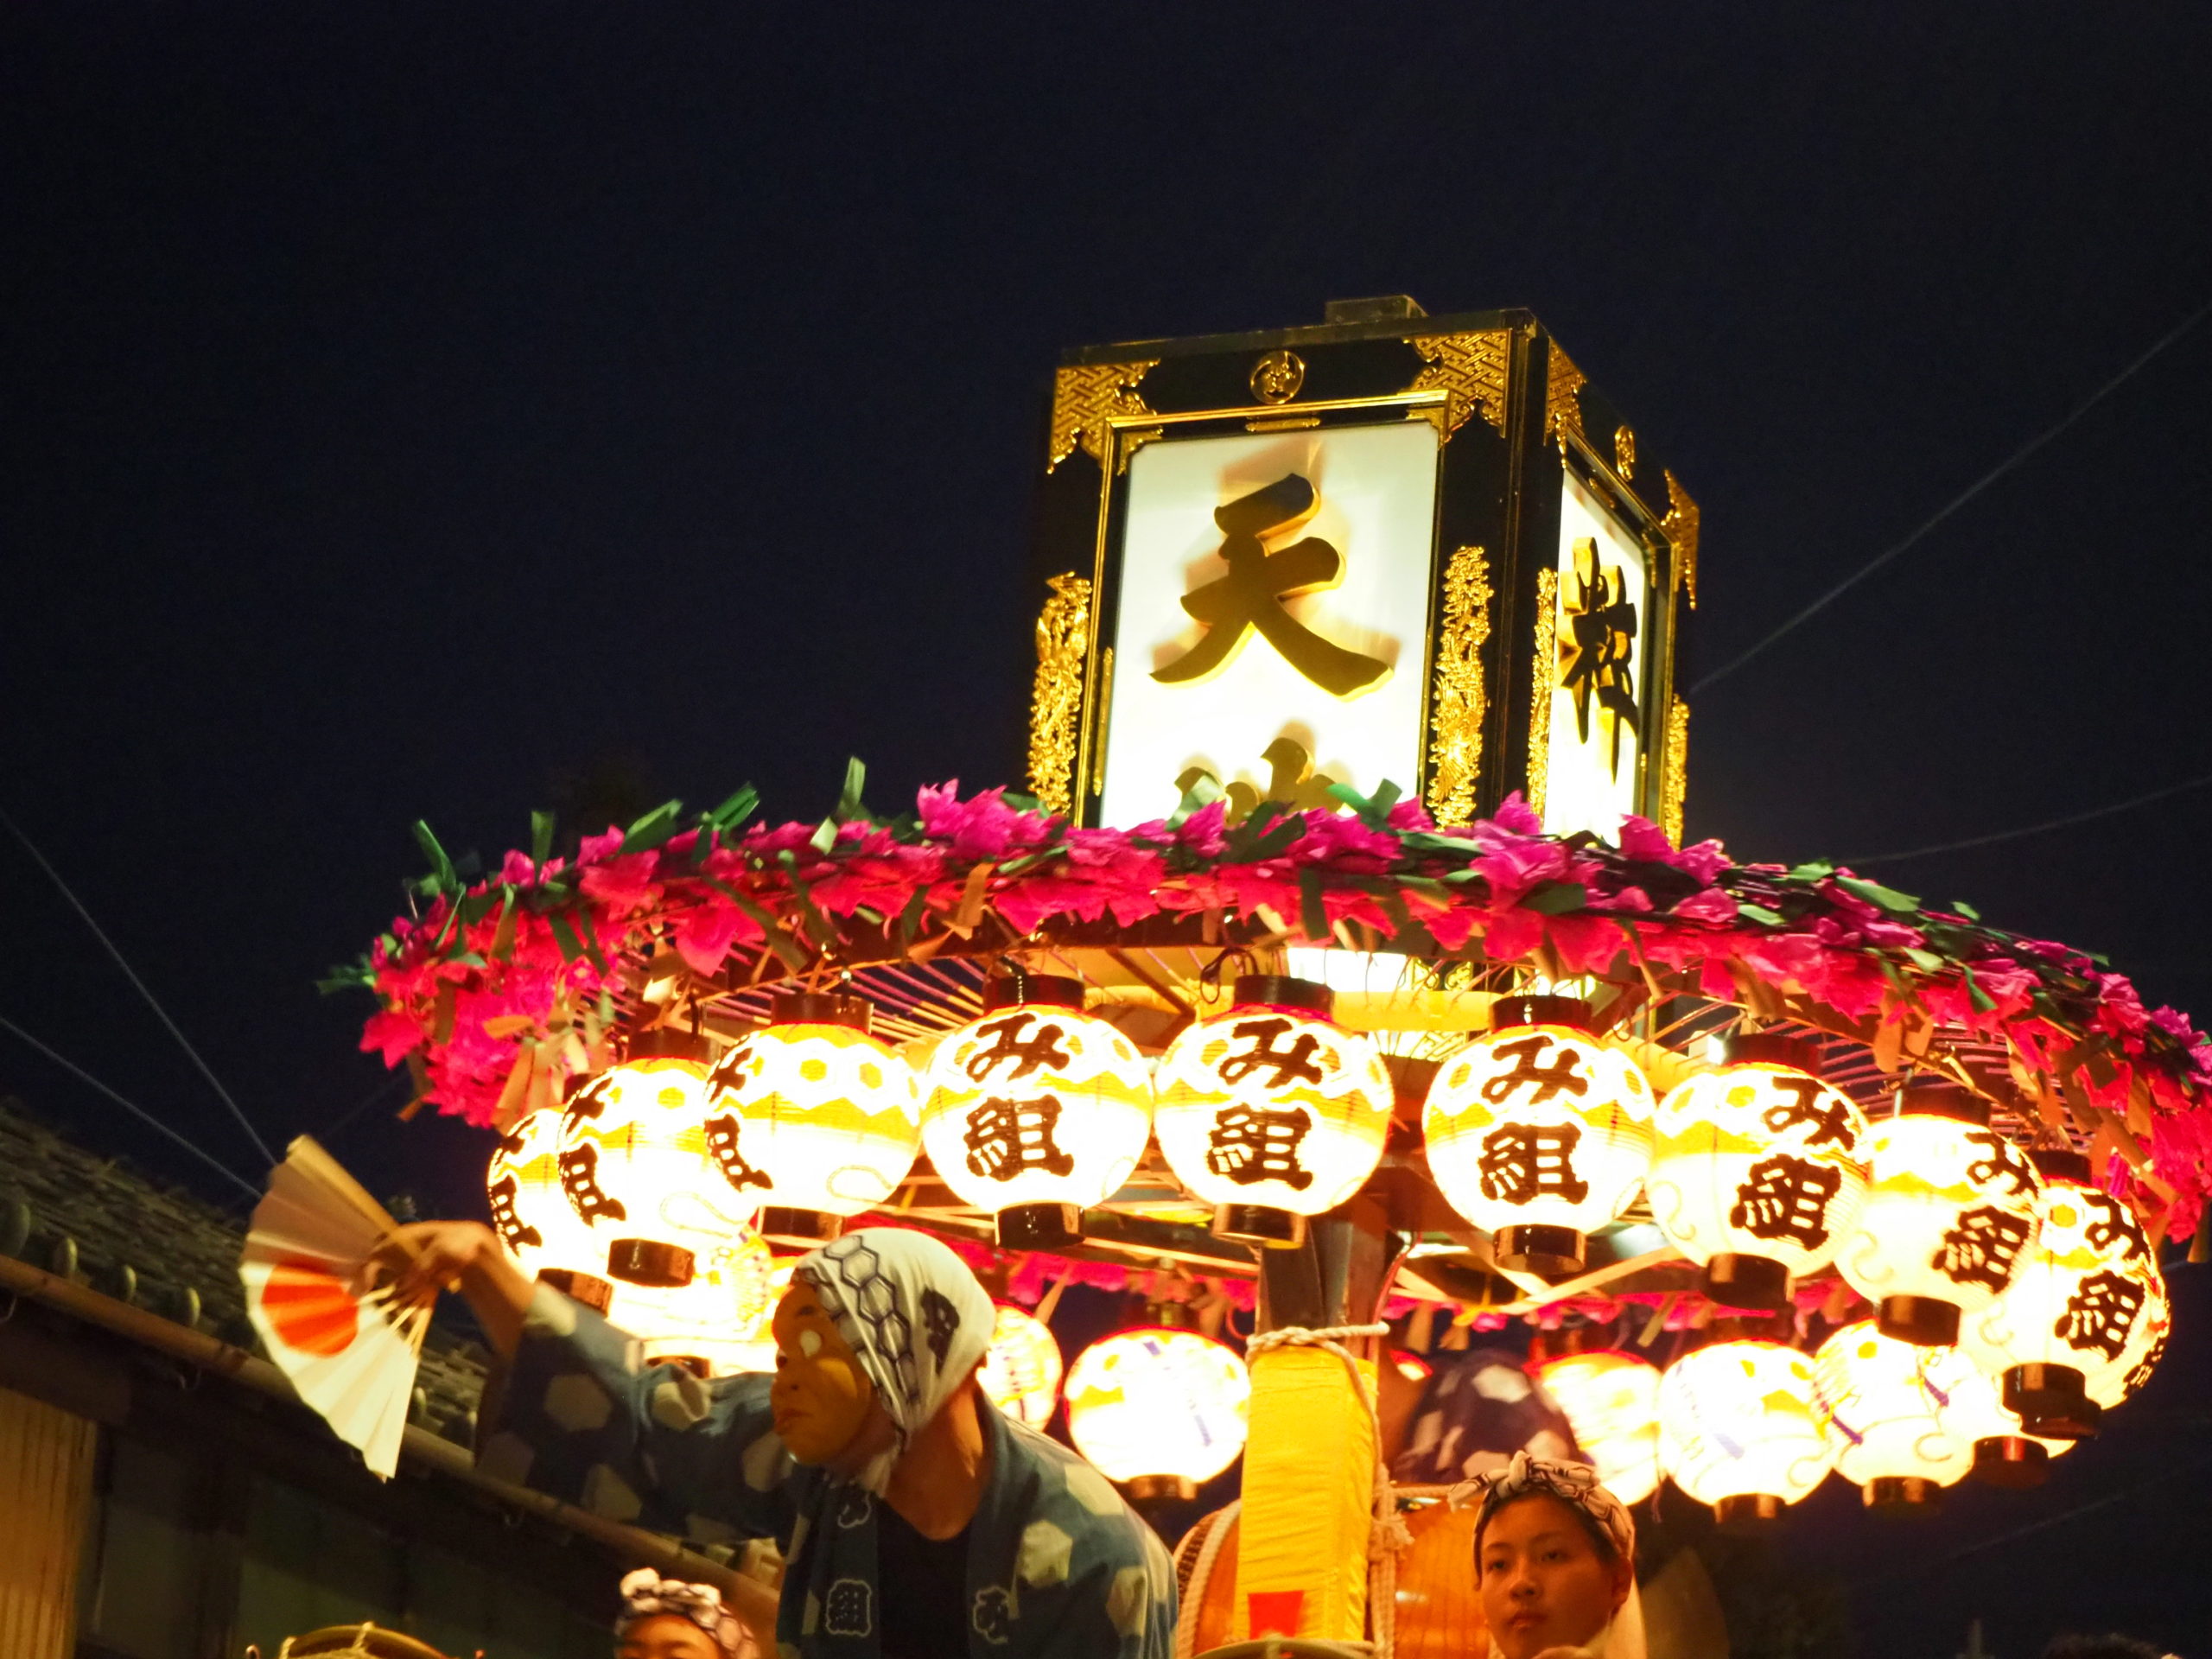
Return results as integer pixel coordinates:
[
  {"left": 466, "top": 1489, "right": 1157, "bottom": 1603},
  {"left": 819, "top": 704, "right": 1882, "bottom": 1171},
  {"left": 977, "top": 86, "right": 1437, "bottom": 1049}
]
[
  {"left": 1063, "top": 1326, "right": 1251, "bottom": 1499},
  {"left": 1835, "top": 1082, "right": 2043, "bottom": 1345},
  {"left": 1424, "top": 995, "right": 1655, "bottom": 1274},
  {"left": 1530, "top": 1348, "right": 1662, "bottom": 1504},
  {"left": 556, "top": 1031, "right": 758, "bottom": 1290},
  {"left": 921, "top": 973, "right": 1154, "bottom": 1249},
  {"left": 1645, "top": 1033, "right": 1869, "bottom": 1313},
  {"left": 486, "top": 1100, "right": 612, "bottom": 1311},
  {"left": 978, "top": 1302, "right": 1065, "bottom": 1428},
  {"left": 1658, "top": 1337, "right": 1835, "bottom": 1521},
  {"left": 1154, "top": 975, "right": 1394, "bottom": 1247},
  {"left": 1812, "top": 1320, "right": 1981, "bottom": 1508},
  {"left": 1929, "top": 1354, "right": 2076, "bottom": 1490},
  {"left": 621, "top": 1233, "right": 782, "bottom": 1377},
  {"left": 703, "top": 992, "right": 921, "bottom": 1242},
  {"left": 1960, "top": 1150, "right": 2162, "bottom": 1437}
]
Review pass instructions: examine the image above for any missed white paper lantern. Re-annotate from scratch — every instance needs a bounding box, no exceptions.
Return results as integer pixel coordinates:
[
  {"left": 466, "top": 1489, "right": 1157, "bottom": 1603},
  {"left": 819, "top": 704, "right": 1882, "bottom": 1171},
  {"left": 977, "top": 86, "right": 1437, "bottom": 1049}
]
[
  {"left": 556, "top": 1031, "right": 758, "bottom": 1290},
  {"left": 921, "top": 974, "right": 1154, "bottom": 1249},
  {"left": 703, "top": 992, "right": 921, "bottom": 1241},
  {"left": 486, "top": 1102, "right": 613, "bottom": 1311},
  {"left": 1531, "top": 1347, "right": 1662, "bottom": 1504},
  {"left": 1929, "top": 1352, "right": 2076, "bottom": 1489},
  {"left": 1658, "top": 1337, "right": 1835, "bottom": 1521},
  {"left": 1960, "top": 1151, "right": 2162, "bottom": 1437},
  {"left": 1424, "top": 995, "right": 1654, "bottom": 1274},
  {"left": 1154, "top": 976, "right": 1394, "bottom": 1247},
  {"left": 979, "top": 1302, "right": 1065, "bottom": 1429},
  {"left": 1835, "top": 1082, "right": 2043, "bottom": 1345},
  {"left": 1646, "top": 1033, "right": 1869, "bottom": 1312},
  {"left": 1063, "top": 1325, "right": 1251, "bottom": 1499},
  {"left": 621, "top": 1232, "right": 782, "bottom": 1377},
  {"left": 1812, "top": 1321, "right": 1980, "bottom": 1507}
]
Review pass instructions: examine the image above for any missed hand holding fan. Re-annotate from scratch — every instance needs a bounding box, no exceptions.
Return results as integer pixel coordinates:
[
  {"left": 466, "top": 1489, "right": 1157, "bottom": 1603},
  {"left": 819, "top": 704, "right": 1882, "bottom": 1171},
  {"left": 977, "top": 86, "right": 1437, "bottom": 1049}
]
[{"left": 239, "top": 1136, "right": 429, "bottom": 1478}]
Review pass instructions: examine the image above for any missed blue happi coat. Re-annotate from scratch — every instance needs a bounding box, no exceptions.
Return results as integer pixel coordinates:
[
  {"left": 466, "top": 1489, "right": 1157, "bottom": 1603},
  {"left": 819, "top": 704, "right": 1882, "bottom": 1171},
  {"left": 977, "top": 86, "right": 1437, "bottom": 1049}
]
[{"left": 482, "top": 1287, "right": 1178, "bottom": 1659}]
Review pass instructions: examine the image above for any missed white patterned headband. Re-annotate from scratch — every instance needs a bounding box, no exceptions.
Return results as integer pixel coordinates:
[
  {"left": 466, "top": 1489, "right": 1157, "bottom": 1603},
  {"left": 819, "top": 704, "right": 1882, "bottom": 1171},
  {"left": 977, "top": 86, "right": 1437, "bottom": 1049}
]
[
  {"left": 1471, "top": 1451, "right": 1636, "bottom": 1563},
  {"left": 616, "top": 1567, "right": 745, "bottom": 1656}
]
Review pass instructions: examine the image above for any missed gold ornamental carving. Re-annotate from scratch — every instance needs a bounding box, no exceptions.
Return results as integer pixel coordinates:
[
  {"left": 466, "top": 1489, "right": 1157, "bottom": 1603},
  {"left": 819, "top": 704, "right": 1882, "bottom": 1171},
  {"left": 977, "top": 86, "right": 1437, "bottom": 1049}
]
[
  {"left": 1249, "top": 350, "right": 1306, "bottom": 404},
  {"left": 1408, "top": 331, "right": 1511, "bottom": 438},
  {"left": 1046, "top": 360, "right": 1160, "bottom": 473},
  {"left": 1662, "top": 468, "right": 1700, "bottom": 607},
  {"left": 1525, "top": 566, "right": 1560, "bottom": 818},
  {"left": 1027, "top": 572, "right": 1091, "bottom": 815},
  {"left": 1424, "top": 544, "right": 1494, "bottom": 827},
  {"left": 1545, "top": 343, "right": 1586, "bottom": 450},
  {"left": 1613, "top": 423, "right": 1637, "bottom": 480},
  {"left": 1662, "top": 695, "right": 1691, "bottom": 847}
]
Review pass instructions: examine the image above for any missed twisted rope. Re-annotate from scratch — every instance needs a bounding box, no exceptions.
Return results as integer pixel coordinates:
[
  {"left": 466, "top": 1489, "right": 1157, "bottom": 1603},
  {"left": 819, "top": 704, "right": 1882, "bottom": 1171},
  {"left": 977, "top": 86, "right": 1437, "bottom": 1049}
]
[{"left": 1243, "top": 1323, "right": 1408, "bottom": 1659}]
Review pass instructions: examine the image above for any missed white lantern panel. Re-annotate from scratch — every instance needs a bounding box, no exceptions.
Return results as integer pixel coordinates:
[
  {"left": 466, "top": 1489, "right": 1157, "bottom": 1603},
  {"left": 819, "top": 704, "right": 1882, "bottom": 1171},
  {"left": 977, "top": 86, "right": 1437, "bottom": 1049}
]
[
  {"left": 1425, "top": 1027, "right": 1654, "bottom": 1236},
  {"left": 1063, "top": 1328, "right": 1250, "bottom": 1484},
  {"left": 1532, "top": 1349, "right": 1662, "bottom": 1505},
  {"left": 616, "top": 1234, "right": 783, "bottom": 1373},
  {"left": 922, "top": 1005, "right": 1154, "bottom": 1214},
  {"left": 1646, "top": 1065, "right": 1869, "bottom": 1275},
  {"left": 1930, "top": 1358, "right": 2076, "bottom": 1460},
  {"left": 487, "top": 1106, "right": 601, "bottom": 1279},
  {"left": 979, "top": 1303, "right": 1065, "bottom": 1429},
  {"left": 1836, "top": 1116, "right": 2040, "bottom": 1311},
  {"left": 1657, "top": 1339, "right": 1834, "bottom": 1506},
  {"left": 707, "top": 1023, "right": 921, "bottom": 1215},
  {"left": 558, "top": 1057, "right": 759, "bottom": 1263},
  {"left": 1811, "top": 1322, "right": 1976, "bottom": 1488},
  {"left": 1154, "top": 1009, "right": 1394, "bottom": 1216}
]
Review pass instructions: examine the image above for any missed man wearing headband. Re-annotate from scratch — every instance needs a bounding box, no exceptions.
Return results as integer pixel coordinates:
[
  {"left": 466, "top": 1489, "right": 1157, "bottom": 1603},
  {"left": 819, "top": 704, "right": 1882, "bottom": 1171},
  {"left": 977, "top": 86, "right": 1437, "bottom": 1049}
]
[
  {"left": 616, "top": 1568, "right": 750, "bottom": 1659},
  {"left": 383, "top": 1223, "right": 1176, "bottom": 1659},
  {"left": 1471, "top": 1452, "right": 1643, "bottom": 1659}
]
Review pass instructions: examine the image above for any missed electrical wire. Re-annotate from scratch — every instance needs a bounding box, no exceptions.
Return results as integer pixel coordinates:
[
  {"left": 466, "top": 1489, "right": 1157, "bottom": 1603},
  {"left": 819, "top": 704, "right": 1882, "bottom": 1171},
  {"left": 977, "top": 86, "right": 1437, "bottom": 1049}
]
[
  {"left": 0, "top": 1012, "right": 261, "bottom": 1201},
  {"left": 1840, "top": 766, "right": 2212, "bottom": 867},
  {"left": 1690, "top": 295, "right": 2212, "bottom": 696},
  {"left": 0, "top": 804, "right": 276, "bottom": 1166}
]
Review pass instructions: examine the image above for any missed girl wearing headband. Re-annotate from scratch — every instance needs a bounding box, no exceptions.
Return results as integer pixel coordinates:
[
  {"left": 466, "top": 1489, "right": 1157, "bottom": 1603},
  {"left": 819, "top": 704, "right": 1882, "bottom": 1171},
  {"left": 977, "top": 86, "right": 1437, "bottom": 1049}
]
[
  {"left": 1471, "top": 1452, "right": 1644, "bottom": 1659},
  {"left": 615, "top": 1569, "right": 749, "bottom": 1659}
]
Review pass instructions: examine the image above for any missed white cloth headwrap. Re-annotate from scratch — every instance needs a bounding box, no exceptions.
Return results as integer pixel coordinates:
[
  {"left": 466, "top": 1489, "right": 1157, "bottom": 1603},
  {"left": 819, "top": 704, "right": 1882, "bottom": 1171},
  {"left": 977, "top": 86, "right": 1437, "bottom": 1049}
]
[
  {"left": 616, "top": 1567, "right": 745, "bottom": 1657},
  {"left": 794, "top": 1226, "right": 995, "bottom": 1493},
  {"left": 1471, "top": 1452, "right": 1645, "bottom": 1659}
]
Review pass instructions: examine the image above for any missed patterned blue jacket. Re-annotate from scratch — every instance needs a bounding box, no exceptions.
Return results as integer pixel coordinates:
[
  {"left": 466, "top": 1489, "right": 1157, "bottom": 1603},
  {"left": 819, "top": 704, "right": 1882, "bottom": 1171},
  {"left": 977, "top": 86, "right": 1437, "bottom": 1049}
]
[{"left": 481, "top": 1287, "right": 1178, "bottom": 1659}]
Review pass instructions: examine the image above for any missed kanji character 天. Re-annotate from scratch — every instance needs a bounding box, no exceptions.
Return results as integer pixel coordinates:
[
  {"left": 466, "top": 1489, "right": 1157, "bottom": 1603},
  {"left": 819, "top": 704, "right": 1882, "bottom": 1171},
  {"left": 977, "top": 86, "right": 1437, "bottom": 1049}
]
[
  {"left": 962, "top": 1096, "right": 1076, "bottom": 1183},
  {"left": 1929, "top": 1205, "right": 2033, "bottom": 1294},
  {"left": 1728, "top": 1154, "right": 1844, "bottom": 1251},
  {"left": 1476, "top": 1124, "right": 1591, "bottom": 1207},
  {"left": 1204, "top": 1104, "right": 1315, "bottom": 1190}
]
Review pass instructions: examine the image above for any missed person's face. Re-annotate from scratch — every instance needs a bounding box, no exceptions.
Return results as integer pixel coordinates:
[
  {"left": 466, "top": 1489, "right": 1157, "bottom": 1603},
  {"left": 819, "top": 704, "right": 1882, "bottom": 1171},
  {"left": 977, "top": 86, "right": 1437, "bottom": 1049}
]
[
  {"left": 1477, "top": 1494, "right": 1631, "bottom": 1659},
  {"left": 769, "top": 1282, "right": 878, "bottom": 1465},
  {"left": 616, "top": 1611, "right": 721, "bottom": 1659}
]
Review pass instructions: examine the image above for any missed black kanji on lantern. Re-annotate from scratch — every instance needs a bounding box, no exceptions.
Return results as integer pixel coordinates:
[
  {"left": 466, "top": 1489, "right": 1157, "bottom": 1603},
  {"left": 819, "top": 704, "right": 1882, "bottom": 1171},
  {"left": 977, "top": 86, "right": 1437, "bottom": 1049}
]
[
  {"left": 1929, "top": 1205, "right": 2033, "bottom": 1294},
  {"left": 703, "top": 1113, "right": 772, "bottom": 1193},
  {"left": 2123, "top": 1329, "right": 2167, "bottom": 1396},
  {"left": 919, "top": 1287, "right": 960, "bottom": 1364},
  {"left": 962, "top": 1013, "right": 1073, "bottom": 1084},
  {"left": 1760, "top": 1077, "right": 1857, "bottom": 1150},
  {"left": 1963, "top": 1130, "right": 2037, "bottom": 1198},
  {"left": 486, "top": 1174, "right": 541, "bottom": 1253},
  {"left": 2082, "top": 1192, "right": 2149, "bottom": 1262},
  {"left": 1217, "top": 1017, "right": 1325, "bottom": 1089},
  {"left": 1477, "top": 1124, "right": 1591, "bottom": 1206},
  {"left": 2055, "top": 1269, "right": 2145, "bottom": 1363},
  {"left": 962, "top": 1095, "right": 1076, "bottom": 1182},
  {"left": 556, "top": 1141, "right": 626, "bottom": 1224},
  {"left": 1478, "top": 1034, "right": 1588, "bottom": 1108},
  {"left": 1729, "top": 1154, "right": 1843, "bottom": 1250},
  {"left": 1205, "top": 1103, "right": 1315, "bottom": 1190},
  {"left": 704, "top": 1049, "right": 748, "bottom": 1103}
]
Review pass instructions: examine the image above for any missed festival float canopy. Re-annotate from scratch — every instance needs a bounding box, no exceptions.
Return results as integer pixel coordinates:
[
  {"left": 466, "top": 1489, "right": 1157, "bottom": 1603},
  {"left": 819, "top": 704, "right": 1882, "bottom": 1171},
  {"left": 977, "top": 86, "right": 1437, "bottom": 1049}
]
[{"left": 334, "top": 298, "right": 2209, "bottom": 1653}]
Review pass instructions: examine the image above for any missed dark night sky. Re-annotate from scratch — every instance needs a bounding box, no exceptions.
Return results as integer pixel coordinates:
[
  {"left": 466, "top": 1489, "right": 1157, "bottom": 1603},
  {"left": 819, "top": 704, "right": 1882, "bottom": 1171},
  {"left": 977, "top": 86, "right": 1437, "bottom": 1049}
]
[{"left": 6, "top": 8, "right": 2212, "bottom": 1654}]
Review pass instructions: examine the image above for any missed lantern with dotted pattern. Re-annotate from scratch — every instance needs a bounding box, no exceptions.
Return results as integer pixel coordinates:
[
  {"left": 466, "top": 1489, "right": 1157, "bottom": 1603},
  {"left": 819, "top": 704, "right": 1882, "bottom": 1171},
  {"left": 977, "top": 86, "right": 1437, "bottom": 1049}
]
[
  {"left": 1154, "top": 976, "right": 1394, "bottom": 1248},
  {"left": 1424, "top": 995, "right": 1655, "bottom": 1274},
  {"left": 1531, "top": 1348, "right": 1662, "bottom": 1504},
  {"left": 1064, "top": 1326, "right": 1251, "bottom": 1499},
  {"left": 922, "top": 974, "right": 1154, "bottom": 1250},
  {"left": 486, "top": 1102, "right": 613, "bottom": 1311},
  {"left": 1812, "top": 1320, "right": 1980, "bottom": 1508}
]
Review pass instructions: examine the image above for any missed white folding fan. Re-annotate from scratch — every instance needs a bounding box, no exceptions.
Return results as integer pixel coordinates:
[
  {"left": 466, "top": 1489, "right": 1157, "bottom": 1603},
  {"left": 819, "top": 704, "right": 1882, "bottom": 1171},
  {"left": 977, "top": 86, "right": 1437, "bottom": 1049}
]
[{"left": 239, "top": 1136, "right": 429, "bottom": 1478}]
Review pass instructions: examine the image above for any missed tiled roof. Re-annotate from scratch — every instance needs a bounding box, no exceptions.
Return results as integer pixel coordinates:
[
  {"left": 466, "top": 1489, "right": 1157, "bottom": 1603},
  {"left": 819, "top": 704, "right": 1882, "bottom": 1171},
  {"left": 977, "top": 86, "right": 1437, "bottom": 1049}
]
[{"left": 0, "top": 1094, "right": 490, "bottom": 1440}]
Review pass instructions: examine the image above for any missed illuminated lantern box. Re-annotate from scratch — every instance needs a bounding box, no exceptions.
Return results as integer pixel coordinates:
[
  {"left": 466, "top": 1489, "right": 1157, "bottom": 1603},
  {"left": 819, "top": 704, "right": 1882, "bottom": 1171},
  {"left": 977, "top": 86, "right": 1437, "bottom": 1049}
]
[{"left": 1025, "top": 296, "right": 1698, "bottom": 839}]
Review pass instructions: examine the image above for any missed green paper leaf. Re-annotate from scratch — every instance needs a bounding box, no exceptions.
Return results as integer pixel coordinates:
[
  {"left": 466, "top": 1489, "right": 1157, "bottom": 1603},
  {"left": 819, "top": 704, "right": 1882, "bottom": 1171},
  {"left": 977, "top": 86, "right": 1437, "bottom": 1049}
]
[
  {"left": 620, "top": 799, "right": 685, "bottom": 855},
  {"left": 1298, "top": 868, "right": 1331, "bottom": 941},
  {"left": 546, "top": 911, "right": 587, "bottom": 963},
  {"left": 1902, "top": 947, "right": 1945, "bottom": 972},
  {"left": 707, "top": 785, "right": 760, "bottom": 832},
  {"left": 1788, "top": 860, "right": 1835, "bottom": 882},
  {"left": 1737, "top": 902, "right": 1785, "bottom": 925},
  {"left": 1835, "top": 874, "right": 1922, "bottom": 915},
  {"left": 1522, "top": 880, "right": 1588, "bottom": 915},
  {"left": 531, "top": 810, "right": 555, "bottom": 869},
  {"left": 810, "top": 818, "right": 838, "bottom": 855},
  {"left": 1961, "top": 965, "right": 1998, "bottom": 1013},
  {"left": 1949, "top": 899, "right": 1981, "bottom": 921},
  {"left": 835, "top": 757, "right": 868, "bottom": 823},
  {"left": 703, "top": 878, "right": 811, "bottom": 971},
  {"left": 412, "top": 821, "right": 457, "bottom": 892}
]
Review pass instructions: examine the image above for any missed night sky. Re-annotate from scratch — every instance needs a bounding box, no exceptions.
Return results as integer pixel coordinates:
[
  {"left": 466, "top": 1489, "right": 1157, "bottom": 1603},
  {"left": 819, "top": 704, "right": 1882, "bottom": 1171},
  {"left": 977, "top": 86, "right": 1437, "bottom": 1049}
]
[{"left": 7, "top": 10, "right": 2212, "bottom": 1655}]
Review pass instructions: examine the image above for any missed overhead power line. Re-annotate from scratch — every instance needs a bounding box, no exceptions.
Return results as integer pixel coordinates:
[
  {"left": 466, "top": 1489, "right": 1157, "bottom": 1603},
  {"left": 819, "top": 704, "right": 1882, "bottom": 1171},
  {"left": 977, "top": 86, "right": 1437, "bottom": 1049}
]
[
  {"left": 1691, "top": 295, "right": 2212, "bottom": 696},
  {"left": 0, "top": 804, "right": 276, "bottom": 1166},
  {"left": 1842, "top": 766, "right": 2212, "bottom": 866},
  {"left": 0, "top": 1012, "right": 261, "bottom": 1201}
]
